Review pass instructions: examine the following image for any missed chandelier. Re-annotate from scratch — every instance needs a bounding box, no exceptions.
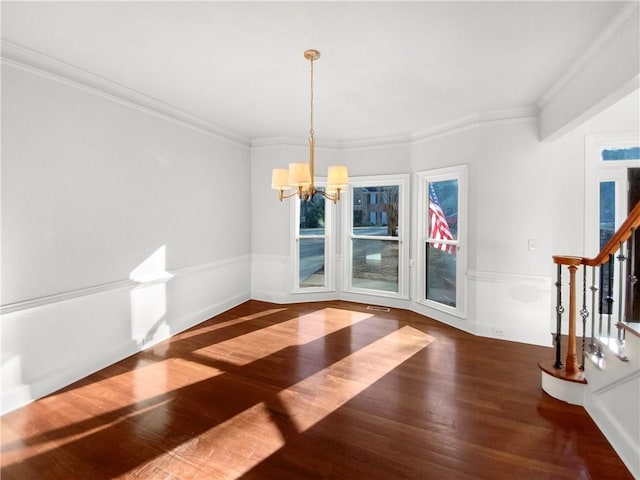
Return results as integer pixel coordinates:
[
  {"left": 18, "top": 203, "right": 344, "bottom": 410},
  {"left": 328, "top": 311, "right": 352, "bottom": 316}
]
[{"left": 271, "top": 50, "right": 349, "bottom": 204}]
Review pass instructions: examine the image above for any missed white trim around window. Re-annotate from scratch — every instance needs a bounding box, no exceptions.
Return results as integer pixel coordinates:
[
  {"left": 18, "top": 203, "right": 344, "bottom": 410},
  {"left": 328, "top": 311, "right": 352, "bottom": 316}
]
[
  {"left": 415, "top": 165, "right": 468, "bottom": 318},
  {"left": 584, "top": 133, "right": 640, "bottom": 257},
  {"left": 290, "top": 181, "right": 336, "bottom": 293},
  {"left": 342, "top": 174, "right": 410, "bottom": 299}
]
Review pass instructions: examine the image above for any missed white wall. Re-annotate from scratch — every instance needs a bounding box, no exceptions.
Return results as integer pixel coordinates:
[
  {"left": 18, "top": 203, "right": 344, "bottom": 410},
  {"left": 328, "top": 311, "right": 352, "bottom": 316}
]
[
  {"left": 1, "top": 64, "right": 252, "bottom": 414},
  {"left": 472, "top": 120, "right": 554, "bottom": 345}
]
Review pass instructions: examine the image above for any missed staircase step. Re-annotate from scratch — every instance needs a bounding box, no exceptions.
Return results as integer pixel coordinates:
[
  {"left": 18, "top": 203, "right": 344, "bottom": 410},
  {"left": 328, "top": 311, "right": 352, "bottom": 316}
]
[
  {"left": 585, "top": 351, "right": 606, "bottom": 370},
  {"left": 538, "top": 361, "right": 587, "bottom": 405},
  {"left": 538, "top": 361, "right": 587, "bottom": 383},
  {"left": 595, "top": 335, "right": 629, "bottom": 362}
]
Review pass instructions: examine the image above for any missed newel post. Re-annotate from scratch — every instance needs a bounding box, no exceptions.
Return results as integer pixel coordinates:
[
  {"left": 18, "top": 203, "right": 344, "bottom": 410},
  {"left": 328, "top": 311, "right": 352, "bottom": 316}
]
[
  {"left": 553, "top": 256, "right": 582, "bottom": 374},
  {"left": 565, "top": 264, "right": 580, "bottom": 373}
]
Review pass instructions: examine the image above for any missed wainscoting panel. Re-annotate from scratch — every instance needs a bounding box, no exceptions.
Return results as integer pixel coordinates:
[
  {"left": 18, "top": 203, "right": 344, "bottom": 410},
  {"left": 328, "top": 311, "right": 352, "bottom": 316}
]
[
  {"left": 1, "top": 255, "right": 250, "bottom": 415},
  {"left": 251, "top": 254, "right": 291, "bottom": 303},
  {"left": 470, "top": 270, "right": 553, "bottom": 347}
]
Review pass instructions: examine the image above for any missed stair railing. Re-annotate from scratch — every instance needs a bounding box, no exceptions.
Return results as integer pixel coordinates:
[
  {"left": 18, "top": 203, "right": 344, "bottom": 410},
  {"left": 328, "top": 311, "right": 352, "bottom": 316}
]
[{"left": 553, "top": 202, "right": 640, "bottom": 374}]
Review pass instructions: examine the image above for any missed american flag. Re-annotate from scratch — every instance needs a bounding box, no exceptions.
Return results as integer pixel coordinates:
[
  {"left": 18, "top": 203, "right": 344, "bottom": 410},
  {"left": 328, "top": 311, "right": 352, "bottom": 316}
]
[{"left": 429, "top": 184, "right": 455, "bottom": 254}]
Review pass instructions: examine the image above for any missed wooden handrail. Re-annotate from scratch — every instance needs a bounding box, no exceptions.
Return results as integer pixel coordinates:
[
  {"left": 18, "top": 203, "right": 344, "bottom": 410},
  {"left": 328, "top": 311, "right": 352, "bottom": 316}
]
[
  {"left": 554, "top": 201, "right": 640, "bottom": 267},
  {"left": 588, "top": 201, "right": 640, "bottom": 266},
  {"left": 551, "top": 200, "right": 640, "bottom": 376}
]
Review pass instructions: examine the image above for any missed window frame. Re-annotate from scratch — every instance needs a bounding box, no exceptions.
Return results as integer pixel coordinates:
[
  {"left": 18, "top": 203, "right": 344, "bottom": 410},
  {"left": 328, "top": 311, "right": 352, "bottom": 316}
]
[
  {"left": 584, "top": 134, "right": 639, "bottom": 321},
  {"left": 342, "top": 174, "right": 410, "bottom": 299},
  {"left": 290, "top": 181, "right": 336, "bottom": 293},
  {"left": 415, "top": 165, "right": 468, "bottom": 318},
  {"left": 585, "top": 133, "right": 640, "bottom": 257}
]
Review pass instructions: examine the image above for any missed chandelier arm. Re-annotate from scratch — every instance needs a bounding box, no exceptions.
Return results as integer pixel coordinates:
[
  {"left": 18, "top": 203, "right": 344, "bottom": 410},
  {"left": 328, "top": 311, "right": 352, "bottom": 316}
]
[
  {"left": 318, "top": 188, "right": 342, "bottom": 204},
  {"left": 277, "top": 189, "right": 301, "bottom": 201}
]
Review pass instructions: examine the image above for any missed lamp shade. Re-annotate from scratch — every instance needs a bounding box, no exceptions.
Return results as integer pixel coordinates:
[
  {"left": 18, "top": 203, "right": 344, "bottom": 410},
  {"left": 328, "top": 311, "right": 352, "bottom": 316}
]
[
  {"left": 288, "top": 163, "right": 312, "bottom": 187},
  {"left": 327, "top": 165, "right": 349, "bottom": 188},
  {"left": 271, "top": 168, "right": 290, "bottom": 190}
]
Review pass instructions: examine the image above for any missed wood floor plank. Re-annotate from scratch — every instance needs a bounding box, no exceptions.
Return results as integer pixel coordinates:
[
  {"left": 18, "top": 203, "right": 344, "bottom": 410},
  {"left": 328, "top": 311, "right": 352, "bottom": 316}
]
[{"left": 1, "top": 300, "right": 633, "bottom": 479}]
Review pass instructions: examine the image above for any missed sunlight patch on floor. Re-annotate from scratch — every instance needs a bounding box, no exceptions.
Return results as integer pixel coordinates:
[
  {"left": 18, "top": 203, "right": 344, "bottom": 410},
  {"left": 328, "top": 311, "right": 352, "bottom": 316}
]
[
  {"left": 161, "top": 402, "right": 286, "bottom": 480},
  {"left": 24, "top": 358, "right": 226, "bottom": 431},
  {"left": 280, "top": 325, "right": 435, "bottom": 432},
  {"left": 194, "top": 308, "right": 373, "bottom": 367},
  {"left": 0, "top": 307, "right": 434, "bottom": 478},
  {"left": 0, "top": 397, "right": 174, "bottom": 463},
  {"left": 175, "top": 308, "right": 288, "bottom": 341},
  {"left": 175, "top": 325, "right": 435, "bottom": 479}
]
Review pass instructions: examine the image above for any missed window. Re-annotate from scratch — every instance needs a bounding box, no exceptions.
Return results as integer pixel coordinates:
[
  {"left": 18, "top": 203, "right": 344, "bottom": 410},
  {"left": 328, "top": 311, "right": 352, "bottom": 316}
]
[
  {"left": 416, "top": 166, "right": 467, "bottom": 317},
  {"left": 601, "top": 146, "right": 640, "bottom": 161},
  {"left": 343, "top": 175, "right": 410, "bottom": 298},
  {"left": 585, "top": 136, "right": 639, "bottom": 319},
  {"left": 292, "top": 188, "right": 335, "bottom": 291},
  {"left": 585, "top": 135, "right": 639, "bottom": 256}
]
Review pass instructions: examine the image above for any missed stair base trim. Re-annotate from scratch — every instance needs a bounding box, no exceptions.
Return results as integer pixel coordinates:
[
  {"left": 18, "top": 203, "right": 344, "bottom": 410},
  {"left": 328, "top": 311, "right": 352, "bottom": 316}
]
[{"left": 540, "top": 370, "right": 587, "bottom": 405}]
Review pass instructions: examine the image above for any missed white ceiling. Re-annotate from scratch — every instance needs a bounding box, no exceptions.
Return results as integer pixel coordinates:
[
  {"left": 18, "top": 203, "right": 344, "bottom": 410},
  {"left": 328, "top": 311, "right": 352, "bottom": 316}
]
[{"left": 0, "top": 1, "right": 630, "bottom": 144}]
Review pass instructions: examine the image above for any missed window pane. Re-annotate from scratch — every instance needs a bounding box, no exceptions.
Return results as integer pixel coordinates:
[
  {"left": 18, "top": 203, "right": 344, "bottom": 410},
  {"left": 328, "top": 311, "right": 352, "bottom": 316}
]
[
  {"left": 599, "top": 181, "right": 615, "bottom": 249},
  {"left": 300, "top": 193, "right": 325, "bottom": 236},
  {"left": 601, "top": 147, "right": 640, "bottom": 161},
  {"left": 426, "top": 243, "right": 456, "bottom": 307},
  {"left": 429, "top": 180, "right": 458, "bottom": 240},
  {"left": 351, "top": 238, "right": 398, "bottom": 292},
  {"left": 299, "top": 238, "right": 325, "bottom": 288},
  {"left": 599, "top": 181, "right": 616, "bottom": 313},
  {"left": 352, "top": 186, "right": 399, "bottom": 237}
]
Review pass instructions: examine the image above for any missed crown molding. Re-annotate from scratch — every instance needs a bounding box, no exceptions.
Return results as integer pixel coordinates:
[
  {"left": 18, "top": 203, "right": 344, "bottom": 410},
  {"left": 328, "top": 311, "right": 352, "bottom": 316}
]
[
  {"left": 334, "top": 134, "right": 414, "bottom": 150},
  {"left": 2, "top": 39, "right": 538, "bottom": 151},
  {"left": 537, "top": 2, "right": 640, "bottom": 110},
  {"left": 1, "top": 39, "right": 250, "bottom": 147},
  {"left": 250, "top": 137, "right": 310, "bottom": 148},
  {"left": 250, "top": 133, "right": 414, "bottom": 150},
  {"left": 252, "top": 107, "right": 537, "bottom": 150},
  {"left": 411, "top": 106, "right": 538, "bottom": 144}
]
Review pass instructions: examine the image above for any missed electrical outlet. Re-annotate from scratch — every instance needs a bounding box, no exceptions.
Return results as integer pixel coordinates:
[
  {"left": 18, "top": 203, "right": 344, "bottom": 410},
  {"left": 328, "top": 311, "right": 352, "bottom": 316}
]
[
  {"left": 491, "top": 328, "right": 504, "bottom": 336},
  {"left": 528, "top": 239, "right": 537, "bottom": 251}
]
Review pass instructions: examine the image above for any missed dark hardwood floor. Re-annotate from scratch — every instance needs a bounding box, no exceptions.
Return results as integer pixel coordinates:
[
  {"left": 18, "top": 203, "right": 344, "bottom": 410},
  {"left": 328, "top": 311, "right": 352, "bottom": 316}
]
[{"left": 1, "top": 300, "right": 633, "bottom": 479}]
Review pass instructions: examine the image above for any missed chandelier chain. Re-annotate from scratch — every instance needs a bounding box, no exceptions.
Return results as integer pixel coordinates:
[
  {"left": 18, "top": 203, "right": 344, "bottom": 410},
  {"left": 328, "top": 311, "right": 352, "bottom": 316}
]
[{"left": 309, "top": 55, "right": 314, "bottom": 138}]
